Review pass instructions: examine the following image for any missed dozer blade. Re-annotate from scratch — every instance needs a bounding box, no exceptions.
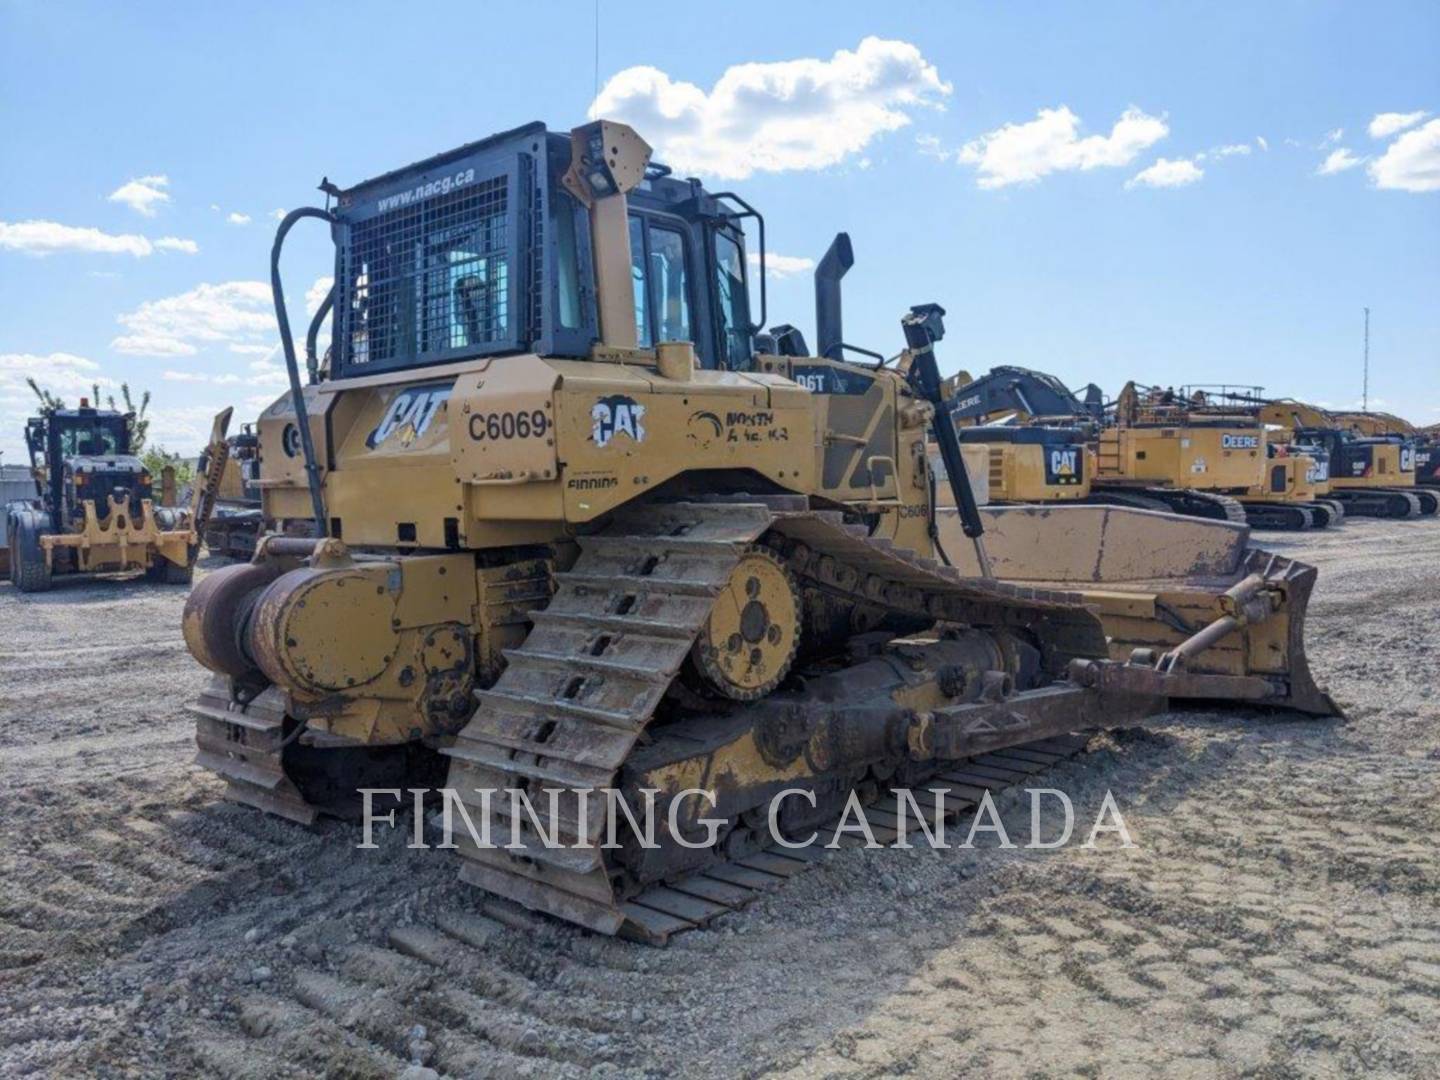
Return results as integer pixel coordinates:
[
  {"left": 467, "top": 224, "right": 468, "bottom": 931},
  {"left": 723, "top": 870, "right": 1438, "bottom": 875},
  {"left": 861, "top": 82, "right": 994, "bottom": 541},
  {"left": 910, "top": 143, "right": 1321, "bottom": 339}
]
[{"left": 936, "top": 503, "right": 1339, "bottom": 717}]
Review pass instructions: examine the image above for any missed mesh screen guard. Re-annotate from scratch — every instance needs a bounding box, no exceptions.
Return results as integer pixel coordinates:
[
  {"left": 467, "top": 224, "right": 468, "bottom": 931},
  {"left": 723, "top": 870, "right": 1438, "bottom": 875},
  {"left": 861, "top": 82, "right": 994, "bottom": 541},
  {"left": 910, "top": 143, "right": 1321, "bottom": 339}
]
[{"left": 333, "top": 137, "right": 546, "bottom": 376}]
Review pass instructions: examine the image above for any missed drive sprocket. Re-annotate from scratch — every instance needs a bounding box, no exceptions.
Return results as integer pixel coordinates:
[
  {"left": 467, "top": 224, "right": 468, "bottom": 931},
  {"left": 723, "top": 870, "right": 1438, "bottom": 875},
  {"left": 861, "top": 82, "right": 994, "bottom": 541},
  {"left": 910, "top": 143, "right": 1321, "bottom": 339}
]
[{"left": 690, "top": 544, "right": 800, "bottom": 701}]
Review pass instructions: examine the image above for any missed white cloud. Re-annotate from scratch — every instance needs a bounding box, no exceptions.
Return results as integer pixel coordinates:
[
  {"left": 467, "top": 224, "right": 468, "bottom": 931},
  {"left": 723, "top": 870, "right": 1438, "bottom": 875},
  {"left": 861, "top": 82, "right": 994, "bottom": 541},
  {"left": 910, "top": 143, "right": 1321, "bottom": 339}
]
[
  {"left": 1125, "top": 157, "right": 1204, "bottom": 189},
  {"left": 305, "top": 275, "right": 334, "bottom": 315},
  {"left": 154, "top": 236, "right": 199, "bottom": 254},
  {"left": 1317, "top": 148, "right": 1365, "bottom": 175},
  {"left": 0, "top": 219, "right": 153, "bottom": 257},
  {"left": 246, "top": 358, "right": 290, "bottom": 388},
  {"left": 916, "top": 133, "right": 952, "bottom": 161},
  {"left": 271, "top": 208, "right": 287, "bottom": 221},
  {"left": 227, "top": 212, "right": 251, "bottom": 226},
  {"left": 1368, "top": 111, "right": 1428, "bottom": 139},
  {"left": 749, "top": 252, "right": 814, "bottom": 279},
  {"left": 0, "top": 355, "right": 115, "bottom": 436},
  {"left": 1256, "top": 136, "right": 1269, "bottom": 151},
  {"left": 590, "top": 37, "right": 951, "bottom": 180},
  {"left": 0, "top": 351, "right": 99, "bottom": 374},
  {"left": 146, "top": 403, "right": 235, "bottom": 453},
  {"left": 1213, "top": 143, "right": 1251, "bottom": 158},
  {"left": 1321, "top": 128, "right": 1344, "bottom": 146},
  {"left": 1368, "top": 119, "right": 1440, "bottom": 192},
  {"left": 228, "top": 343, "right": 274, "bottom": 356},
  {"left": 162, "top": 369, "right": 243, "bottom": 385},
  {"left": 958, "top": 106, "right": 1168, "bottom": 189},
  {"left": 108, "top": 175, "right": 170, "bottom": 217},
  {"left": 112, "top": 281, "right": 273, "bottom": 357}
]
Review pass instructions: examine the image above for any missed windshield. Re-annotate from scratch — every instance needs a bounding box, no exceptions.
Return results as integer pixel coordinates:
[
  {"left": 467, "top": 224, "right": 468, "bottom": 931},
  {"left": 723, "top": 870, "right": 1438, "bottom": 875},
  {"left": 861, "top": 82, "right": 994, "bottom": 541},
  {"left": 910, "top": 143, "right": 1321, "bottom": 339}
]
[{"left": 57, "top": 419, "right": 126, "bottom": 456}]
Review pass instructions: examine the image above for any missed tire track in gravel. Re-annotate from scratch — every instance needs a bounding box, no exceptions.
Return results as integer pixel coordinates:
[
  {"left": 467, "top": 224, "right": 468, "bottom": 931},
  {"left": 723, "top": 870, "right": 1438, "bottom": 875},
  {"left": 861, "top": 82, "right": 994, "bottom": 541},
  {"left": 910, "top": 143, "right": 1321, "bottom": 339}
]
[{"left": 3, "top": 526, "right": 1439, "bottom": 1077}]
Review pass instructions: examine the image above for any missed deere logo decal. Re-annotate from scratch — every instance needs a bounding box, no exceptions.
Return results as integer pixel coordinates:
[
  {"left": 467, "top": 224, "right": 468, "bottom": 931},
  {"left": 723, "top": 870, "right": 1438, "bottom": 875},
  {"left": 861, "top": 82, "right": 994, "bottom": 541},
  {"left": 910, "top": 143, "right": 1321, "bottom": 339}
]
[
  {"left": 592, "top": 395, "right": 646, "bottom": 448},
  {"left": 367, "top": 383, "right": 451, "bottom": 449},
  {"left": 1221, "top": 434, "right": 1260, "bottom": 449}
]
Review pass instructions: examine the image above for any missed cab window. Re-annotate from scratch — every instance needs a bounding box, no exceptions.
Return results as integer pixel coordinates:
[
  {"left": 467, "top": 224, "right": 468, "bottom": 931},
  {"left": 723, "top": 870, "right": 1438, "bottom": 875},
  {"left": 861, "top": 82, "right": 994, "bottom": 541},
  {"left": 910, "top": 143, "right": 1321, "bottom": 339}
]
[
  {"left": 649, "top": 225, "right": 691, "bottom": 342},
  {"left": 629, "top": 214, "right": 694, "bottom": 349},
  {"left": 58, "top": 421, "right": 123, "bottom": 456},
  {"left": 628, "top": 215, "right": 651, "bottom": 347},
  {"left": 713, "top": 230, "right": 751, "bottom": 370}
]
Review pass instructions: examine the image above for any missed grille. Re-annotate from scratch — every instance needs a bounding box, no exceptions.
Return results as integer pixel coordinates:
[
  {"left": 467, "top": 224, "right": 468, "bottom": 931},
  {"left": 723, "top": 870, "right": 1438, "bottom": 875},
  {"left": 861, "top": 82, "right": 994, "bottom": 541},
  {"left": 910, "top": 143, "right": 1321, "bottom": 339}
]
[{"left": 342, "top": 174, "right": 511, "bottom": 369}]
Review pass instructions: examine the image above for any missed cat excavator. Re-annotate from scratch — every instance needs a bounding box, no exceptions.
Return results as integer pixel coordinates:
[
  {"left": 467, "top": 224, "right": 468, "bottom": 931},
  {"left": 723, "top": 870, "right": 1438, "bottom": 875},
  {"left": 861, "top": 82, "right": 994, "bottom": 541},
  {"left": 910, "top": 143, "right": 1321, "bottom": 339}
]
[
  {"left": 942, "top": 369, "right": 1340, "bottom": 528},
  {"left": 180, "top": 119, "right": 1337, "bottom": 942},
  {"left": 1329, "top": 411, "right": 1440, "bottom": 490},
  {"left": 1254, "top": 400, "right": 1437, "bottom": 518}
]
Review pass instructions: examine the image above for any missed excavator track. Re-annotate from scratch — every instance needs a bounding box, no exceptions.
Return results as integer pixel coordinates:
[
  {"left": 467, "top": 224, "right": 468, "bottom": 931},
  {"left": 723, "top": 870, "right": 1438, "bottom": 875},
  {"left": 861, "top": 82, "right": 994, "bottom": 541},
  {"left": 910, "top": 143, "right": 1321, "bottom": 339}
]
[
  {"left": 1087, "top": 485, "right": 1247, "bottom": 523},
  {"left": 442, "top": 499, "right": 1104, "bottom": 941},
  {"left": 1332, "top": 488, "right": 1424, "bottom": 519},
  {"left": 1237, "top": 502, "right": 1317, "bottom": 531},
  {"left": 1313, "top": 499, "right": 1345, "bottom": 527},
  {"left": 1136, "top": 487, "right": 1249, "bottom": 524}
]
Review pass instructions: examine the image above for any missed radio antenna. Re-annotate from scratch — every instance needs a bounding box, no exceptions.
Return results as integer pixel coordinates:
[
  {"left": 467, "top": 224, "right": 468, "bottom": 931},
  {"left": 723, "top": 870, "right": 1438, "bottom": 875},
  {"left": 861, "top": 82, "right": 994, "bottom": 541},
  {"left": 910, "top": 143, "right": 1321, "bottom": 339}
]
[{"left": 1362, "top": 306, "right": 1370, "bottom": 412}]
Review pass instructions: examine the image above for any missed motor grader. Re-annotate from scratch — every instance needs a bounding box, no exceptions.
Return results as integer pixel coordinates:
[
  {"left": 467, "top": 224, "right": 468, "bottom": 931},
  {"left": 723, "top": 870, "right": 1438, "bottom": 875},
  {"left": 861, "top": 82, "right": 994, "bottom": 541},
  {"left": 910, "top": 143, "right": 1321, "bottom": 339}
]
[
  {"left": 183, "top": 119, "right": 1336, "bottom": 942},
  {"left": 3, "top": 401, "right": 232, "bottom": 591}
]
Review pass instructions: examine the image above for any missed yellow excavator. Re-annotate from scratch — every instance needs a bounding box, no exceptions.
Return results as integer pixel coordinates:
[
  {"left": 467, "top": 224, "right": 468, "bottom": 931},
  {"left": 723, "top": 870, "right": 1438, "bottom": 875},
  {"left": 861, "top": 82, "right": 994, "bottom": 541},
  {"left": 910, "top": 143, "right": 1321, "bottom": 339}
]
[
  {"left": 1099, "top": 383, "right": 1342, "bottom": 530},
  {"left": 942, "top": 370, "right": 1339, "bottom": 528},
  {"left": 180, "top": 119, "right": 1336, "bottom": 942},
  {"left": 1255, "top": 400, "right": 1437, "bottom": 517},
  {"left": 1329, "top": 410, "right": 1440, "bottom": 491}
]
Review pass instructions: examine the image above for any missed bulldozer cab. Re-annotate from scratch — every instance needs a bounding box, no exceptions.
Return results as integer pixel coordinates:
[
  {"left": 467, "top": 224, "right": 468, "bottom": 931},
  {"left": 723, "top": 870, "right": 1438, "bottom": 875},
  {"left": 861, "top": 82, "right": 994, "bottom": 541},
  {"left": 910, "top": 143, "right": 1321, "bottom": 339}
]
[{"left": 328, "top": 121, "right": 756, "bottom": 382}]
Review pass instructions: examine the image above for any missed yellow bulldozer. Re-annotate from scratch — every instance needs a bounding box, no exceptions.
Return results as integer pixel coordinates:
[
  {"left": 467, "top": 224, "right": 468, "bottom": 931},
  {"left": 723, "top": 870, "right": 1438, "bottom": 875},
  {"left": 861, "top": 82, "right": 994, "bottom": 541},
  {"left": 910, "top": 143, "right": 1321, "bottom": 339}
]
[
  {"left": 182, "top": 119, "right": 1337, "bottom": 942},
  {"left": 3, "top": 401, "right": 232, "bottom": 591}
]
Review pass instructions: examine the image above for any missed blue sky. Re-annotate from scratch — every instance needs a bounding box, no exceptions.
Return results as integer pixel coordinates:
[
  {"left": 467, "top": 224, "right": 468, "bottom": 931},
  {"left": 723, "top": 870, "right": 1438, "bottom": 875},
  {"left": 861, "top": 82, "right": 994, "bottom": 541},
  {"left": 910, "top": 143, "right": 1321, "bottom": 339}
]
[{"left": 2, "top": 1, "right": 1437, "bottom": 461}]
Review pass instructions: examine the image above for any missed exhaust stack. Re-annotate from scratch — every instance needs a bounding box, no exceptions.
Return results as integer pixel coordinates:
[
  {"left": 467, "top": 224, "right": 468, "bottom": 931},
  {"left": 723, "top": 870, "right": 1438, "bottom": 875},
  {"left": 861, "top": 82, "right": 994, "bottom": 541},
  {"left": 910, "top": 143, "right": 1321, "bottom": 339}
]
[{"left": 815, "top": 233, "right": 854, "bottom": 361}]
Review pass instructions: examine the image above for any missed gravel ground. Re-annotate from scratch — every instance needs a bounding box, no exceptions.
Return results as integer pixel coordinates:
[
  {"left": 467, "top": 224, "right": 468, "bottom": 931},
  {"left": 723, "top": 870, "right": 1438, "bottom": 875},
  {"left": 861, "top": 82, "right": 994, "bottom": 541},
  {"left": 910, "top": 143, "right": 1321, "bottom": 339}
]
[{"left": 2, "top": 520, "right": 1438, "bottom": 1078}]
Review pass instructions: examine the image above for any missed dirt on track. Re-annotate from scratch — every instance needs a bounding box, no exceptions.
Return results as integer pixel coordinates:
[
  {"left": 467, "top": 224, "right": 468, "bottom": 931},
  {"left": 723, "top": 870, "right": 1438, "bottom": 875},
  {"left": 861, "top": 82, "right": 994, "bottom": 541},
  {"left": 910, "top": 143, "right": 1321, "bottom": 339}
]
[{"left": 2, "top": 522, "right": 1438, "bottom": 1079}]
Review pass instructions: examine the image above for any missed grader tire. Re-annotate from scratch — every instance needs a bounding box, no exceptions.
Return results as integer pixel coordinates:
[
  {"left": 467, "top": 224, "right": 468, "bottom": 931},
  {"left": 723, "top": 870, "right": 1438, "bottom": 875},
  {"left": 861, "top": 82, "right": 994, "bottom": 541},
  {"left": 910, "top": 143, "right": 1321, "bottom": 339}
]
[
  {"left": 12, "top": 526, "right": 53, "bottom": 594},
  {"left": 148, "top": 558, "right": 194, "bottom": 585}
]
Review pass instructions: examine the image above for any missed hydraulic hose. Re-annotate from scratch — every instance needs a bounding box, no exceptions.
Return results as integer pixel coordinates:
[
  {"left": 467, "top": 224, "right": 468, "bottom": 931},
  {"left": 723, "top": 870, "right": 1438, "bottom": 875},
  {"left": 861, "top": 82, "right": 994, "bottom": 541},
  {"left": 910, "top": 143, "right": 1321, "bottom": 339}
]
[
  {"left": 305, "top": 284, "right": 335, "bottom": 384},
  {"left": 271, "top": 207, "right": 336, "bottom": 536}
]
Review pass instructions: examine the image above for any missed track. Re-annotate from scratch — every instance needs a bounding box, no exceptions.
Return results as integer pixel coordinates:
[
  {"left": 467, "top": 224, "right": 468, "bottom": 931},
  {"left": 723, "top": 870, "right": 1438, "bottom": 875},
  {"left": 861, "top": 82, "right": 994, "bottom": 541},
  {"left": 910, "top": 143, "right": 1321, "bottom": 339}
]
[
  {"left": 1088, "top": 485, "right": 1248, "bottom": 523},
  {"left": 1238, "top": 501, "right": 1317, "bottom": 531},
  {"left": 1331, "top": 487, "right": 1426, "bottom": 518},
  {"left": 443, "top": 499, "right": 1102, "bottom": 940}
]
